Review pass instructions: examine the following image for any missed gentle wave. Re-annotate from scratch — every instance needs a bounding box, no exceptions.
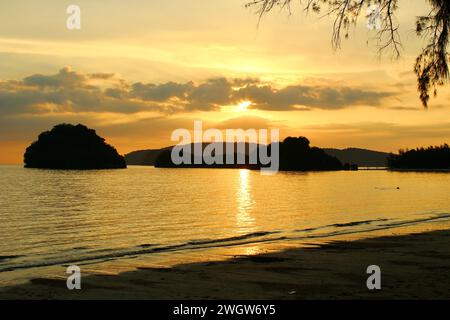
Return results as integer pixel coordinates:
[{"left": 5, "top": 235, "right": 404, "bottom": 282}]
[
  {"left": 1, "top": 213, "right": 449, "bottom": 273},
  {"left": 295, "top": 218, "right": 390, "bottom": 232}
]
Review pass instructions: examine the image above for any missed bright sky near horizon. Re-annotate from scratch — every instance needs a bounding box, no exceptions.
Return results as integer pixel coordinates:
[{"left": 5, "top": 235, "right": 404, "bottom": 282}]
[{"left": 1, "top": 0, "right": 449, "bottom": 164}]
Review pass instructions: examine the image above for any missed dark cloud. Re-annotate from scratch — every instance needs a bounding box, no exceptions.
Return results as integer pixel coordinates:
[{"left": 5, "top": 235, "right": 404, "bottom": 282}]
[
  {"left": 89, "top": 73, "right": 116, "bottom": 80},
  {"left": 0, "top": 68, "right": 164, "bottom": 114},
  {"left": 234, "top": 84, "right": 393, "bottom": 110},
  {"left": 186, "top": 78, "right": 232, "bottom": 111},
  {"left": 23, "top": 67, "right": 87, "bottom": 88},
  {"left": 131, "top": 81, "right": 193, "bottom": 102},
  {"left": 0, "top": 84, "right": 163, "bottom": 114},
  {"left": 0, "top": 68, "right": 396, "bottom": 117}
]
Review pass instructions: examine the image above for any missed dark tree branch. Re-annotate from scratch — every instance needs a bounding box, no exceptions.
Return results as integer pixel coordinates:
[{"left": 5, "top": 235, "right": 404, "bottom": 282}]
[
  {"left": 415, "top": 0, "right": 450, "bottom": 107},
  {"left": 246, "top": 0, "right": 450, "bottom": 108}
]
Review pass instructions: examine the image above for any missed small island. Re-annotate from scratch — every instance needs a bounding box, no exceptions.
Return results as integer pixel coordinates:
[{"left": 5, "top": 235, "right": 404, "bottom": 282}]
[{"left": 24, "top": 124, "right": 127, "bottom": 170}]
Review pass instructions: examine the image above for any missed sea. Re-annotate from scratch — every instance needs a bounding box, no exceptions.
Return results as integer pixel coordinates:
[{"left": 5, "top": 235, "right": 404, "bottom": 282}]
[{"left": 1, "top": 165, "right": 450, "bottom": 286}]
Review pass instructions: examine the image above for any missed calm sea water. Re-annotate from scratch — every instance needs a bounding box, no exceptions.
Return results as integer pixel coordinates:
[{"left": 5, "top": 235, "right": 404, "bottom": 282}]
[{"left": 1, "top": 165, "right": 450, "bottom": 286}]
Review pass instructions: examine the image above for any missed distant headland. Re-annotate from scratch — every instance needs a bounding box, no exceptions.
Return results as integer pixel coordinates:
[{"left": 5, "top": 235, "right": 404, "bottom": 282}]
[
  {"left": 153, "top": 137, "right": 353, "bottom": 171},
  {"left": 125, "top": 145, "right": 390, "bottom": 168},
  {"left": 388, "top": 144, "right": 450, "bottom": 170},
  {"left": 24, "top": 124, "right": 126, "bottom": 170}
]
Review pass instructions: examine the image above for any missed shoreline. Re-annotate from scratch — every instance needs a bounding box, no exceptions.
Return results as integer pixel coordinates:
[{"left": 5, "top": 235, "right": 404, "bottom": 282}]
[{"left": 1, "top": 228, "right": 450, "bottom": 299}]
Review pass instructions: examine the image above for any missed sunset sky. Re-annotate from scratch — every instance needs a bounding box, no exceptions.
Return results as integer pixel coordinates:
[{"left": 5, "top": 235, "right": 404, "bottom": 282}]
[{"left": 1, "top": 0, "right": 450, "bottom": 164}]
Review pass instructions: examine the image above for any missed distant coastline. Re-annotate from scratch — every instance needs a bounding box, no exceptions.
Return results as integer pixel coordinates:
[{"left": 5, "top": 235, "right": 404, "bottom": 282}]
[
  {"left": 125, "top": 142, "right": 391, "bottom": 172},
  {"left": 19, "top": 124, "right": 449, "bottom": 172},
  {"left": 125, "top": 145, "right": 391, "bottom": 168}
]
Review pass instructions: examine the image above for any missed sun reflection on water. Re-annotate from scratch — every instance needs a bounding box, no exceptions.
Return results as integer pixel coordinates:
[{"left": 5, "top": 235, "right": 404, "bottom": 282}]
[{"left": 236, "top": 169, "right": 256, "bottom": 233}]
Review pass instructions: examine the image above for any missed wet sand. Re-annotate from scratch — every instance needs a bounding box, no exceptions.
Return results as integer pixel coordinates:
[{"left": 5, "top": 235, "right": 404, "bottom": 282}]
[{"left": 1, "top": 229, "right": 450, "bottom": 299}]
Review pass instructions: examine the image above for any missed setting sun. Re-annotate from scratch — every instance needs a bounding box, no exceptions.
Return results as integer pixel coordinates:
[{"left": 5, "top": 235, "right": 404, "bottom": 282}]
[{"left": 237, "top": 100, "right": 252, "bottom": 111}]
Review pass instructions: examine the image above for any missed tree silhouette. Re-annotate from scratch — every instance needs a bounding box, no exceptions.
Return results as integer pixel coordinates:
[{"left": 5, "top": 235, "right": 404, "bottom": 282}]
[
  {"left": 387, "top": 143, "right": 450, "bottom": 169},
  {"left": 246, "top": 0, "right": 450, "bottom": 107},
  {"left": 24, "top": 124, "right": 127, "bottom": 170},
  {"left": 277, "top": 137, "right": 343, "bottom": 170}
]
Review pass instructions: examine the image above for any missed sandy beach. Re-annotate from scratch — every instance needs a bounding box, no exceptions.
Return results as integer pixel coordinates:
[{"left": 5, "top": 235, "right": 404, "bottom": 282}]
[{"left": 1, "top": 228, "right": 450, "bottom": 300}]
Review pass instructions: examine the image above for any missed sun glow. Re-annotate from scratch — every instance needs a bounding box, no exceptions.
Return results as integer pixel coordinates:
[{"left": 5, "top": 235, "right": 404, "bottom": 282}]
[{"left": 237, "top": 100, "right": 252, "bottom": 111}]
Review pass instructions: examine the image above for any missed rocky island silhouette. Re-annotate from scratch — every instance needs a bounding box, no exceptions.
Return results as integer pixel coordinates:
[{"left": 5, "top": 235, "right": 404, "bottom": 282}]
[{"left": 24, "top": 124, "right": 126, "bottom": 170}]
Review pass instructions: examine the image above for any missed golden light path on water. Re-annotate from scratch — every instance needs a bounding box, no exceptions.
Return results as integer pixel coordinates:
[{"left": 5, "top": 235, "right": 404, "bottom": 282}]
[
  {"left": 236, "top": 169, "right": 256, "bottom": 233},
  {"left": 235, "top": 169, "right": 261, "bottom": 255}
]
